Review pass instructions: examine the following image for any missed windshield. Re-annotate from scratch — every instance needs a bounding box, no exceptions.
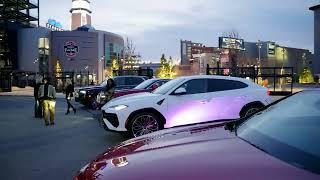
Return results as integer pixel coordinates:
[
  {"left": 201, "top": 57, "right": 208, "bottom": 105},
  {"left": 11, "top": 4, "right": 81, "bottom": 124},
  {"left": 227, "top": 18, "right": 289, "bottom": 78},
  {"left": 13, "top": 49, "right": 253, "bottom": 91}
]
[
  {"left": 99, "top": 77, "right": 125, "bottom": 87},
  {"left": 134, "top": 79, "right": 156, "bottom": 89},
  {"left": 100, "top": 80, "right": 107, "bottom": 87},
  {"left": 237, "top": 91, "right": 320, "bottom": 174},
  {"left": 152, "top": 78, "right": 185, "bottom": 95}
]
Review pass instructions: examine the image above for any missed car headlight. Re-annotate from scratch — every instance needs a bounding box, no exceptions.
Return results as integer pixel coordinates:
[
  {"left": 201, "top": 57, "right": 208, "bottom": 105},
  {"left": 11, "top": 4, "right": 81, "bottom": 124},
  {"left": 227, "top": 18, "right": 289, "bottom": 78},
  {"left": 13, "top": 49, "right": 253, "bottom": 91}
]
[
  {"left": 80, "top": 90, "right": 86, "bottom": 94},
  {"left": 107, "top": 105, "right": 128, "bottom": 111}
]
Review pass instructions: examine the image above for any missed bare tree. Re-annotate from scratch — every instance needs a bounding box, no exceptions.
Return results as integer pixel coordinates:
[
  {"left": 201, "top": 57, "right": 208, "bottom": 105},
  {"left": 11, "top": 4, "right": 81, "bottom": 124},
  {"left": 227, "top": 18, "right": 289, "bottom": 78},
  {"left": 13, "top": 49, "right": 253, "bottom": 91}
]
[
  {"left": 124, "top": 37, "right": 136, "bottom": 57},
  {"left": 223, "top": 30, "right": 241, "bottom": 76}
]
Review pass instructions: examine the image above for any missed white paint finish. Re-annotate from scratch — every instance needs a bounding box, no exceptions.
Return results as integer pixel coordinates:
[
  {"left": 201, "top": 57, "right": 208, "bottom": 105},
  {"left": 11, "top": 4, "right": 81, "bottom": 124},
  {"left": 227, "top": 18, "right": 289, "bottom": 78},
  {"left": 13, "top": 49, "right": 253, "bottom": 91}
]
[{"left": 102, "top": 75, "right": 272, "bottom": 135}]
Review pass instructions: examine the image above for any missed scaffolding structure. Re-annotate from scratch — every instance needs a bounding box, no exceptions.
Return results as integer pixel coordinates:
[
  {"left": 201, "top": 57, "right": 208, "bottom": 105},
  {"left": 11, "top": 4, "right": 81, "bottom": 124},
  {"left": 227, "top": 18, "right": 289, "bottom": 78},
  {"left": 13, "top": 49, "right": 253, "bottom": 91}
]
[{"left": 0, "top": 0, "right": 39, "bottom": 91}]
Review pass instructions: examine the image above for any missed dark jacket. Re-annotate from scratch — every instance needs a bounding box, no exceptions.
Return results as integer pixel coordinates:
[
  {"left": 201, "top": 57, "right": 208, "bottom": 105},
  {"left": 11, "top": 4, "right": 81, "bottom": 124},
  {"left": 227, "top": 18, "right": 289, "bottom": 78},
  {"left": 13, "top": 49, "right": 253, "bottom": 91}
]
[
  {"left": 104, "top": 87, "right": 115, "bottom": 102},
  {"left": 34, "top": 83, "right": 43, "bottom": 99},
  {"left": 65, "top": 84, "right": 74, "bottom": 99}
]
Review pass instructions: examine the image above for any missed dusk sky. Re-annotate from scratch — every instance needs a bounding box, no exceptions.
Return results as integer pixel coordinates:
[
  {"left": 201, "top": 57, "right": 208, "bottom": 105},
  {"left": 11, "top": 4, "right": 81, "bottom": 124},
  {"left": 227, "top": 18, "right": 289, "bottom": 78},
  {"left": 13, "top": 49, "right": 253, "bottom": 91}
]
[{"left": 39, "top": 0, "right": 319, "bottom": 61}]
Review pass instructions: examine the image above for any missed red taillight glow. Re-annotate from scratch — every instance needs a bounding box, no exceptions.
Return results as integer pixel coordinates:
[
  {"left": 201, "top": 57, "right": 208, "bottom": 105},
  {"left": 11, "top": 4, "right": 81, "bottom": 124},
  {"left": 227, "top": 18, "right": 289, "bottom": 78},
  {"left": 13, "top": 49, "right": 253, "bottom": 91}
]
[{"left": 267, "top": 90, "right": 270, "bottom": 96}]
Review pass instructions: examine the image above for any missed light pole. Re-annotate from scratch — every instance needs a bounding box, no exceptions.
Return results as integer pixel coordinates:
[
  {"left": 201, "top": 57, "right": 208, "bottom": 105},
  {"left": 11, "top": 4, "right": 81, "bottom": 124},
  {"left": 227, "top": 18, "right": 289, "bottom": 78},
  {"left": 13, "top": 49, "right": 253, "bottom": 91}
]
[
  {"left": 256, "top": 40, "right": 262, "bottom": 63},
  {"left": 281, "top": 47, "right": 286, "bottom": 69},
  {"left": 280, "top": 47, "right": 286, "bottom": 90},
  {"left": 33, "top": 58, "right": 39, "bottom": 76},
  {"left": 99, "top": 56, "right": 105, "bottom": 83},
  {"left": 256, "top": 41, "right": 263, "bottom": 83},
  {"left": 199, "top": 54, "right": 202, "bottom": 75},
  {"left": 26, "top": 74, "right": 29, "bottom": 87}
]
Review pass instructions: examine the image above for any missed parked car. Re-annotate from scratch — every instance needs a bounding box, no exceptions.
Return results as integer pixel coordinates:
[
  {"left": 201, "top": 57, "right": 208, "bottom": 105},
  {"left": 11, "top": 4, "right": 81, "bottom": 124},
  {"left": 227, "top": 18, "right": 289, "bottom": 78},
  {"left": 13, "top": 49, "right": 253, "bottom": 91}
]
[
  {"left": 75, "top": 76, "right": 148, "bottom": 106},
  {"left": 75, "top": 90, "right": 320, "bottom": 180},
  {"left": 95, "top": 78, "right": 170, "bottom": 109},
  {"left": 101, "top": 75, "right": 272, "bottom": 137}
]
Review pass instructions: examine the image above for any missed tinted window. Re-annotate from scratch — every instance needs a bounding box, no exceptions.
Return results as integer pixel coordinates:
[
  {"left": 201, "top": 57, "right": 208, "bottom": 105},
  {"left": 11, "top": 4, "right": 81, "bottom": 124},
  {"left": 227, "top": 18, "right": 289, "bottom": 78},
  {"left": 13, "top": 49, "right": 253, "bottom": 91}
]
[
  {"left": 237, "top": 91, "right": 320, "bottom": 174},
  {"left": 208, "top": 79, "right": 248, "bottom": 92},
  {"left": 178, "top": 79, "right": 207, "bottom": 95},
  {"left": 153, "top": 78, "right": 185, "bottom": 95},
  {"left": 134, "top": 79, "right": 156, "bottom": 89},
  {"left": 113, "top": 77, "right": 125, "bottom": 86},
  {"left": 147, "top": 80, "right": 169, "bottom": 89},
  {"left": 126, "top": 77, "right": 144, "bottom": 85}
]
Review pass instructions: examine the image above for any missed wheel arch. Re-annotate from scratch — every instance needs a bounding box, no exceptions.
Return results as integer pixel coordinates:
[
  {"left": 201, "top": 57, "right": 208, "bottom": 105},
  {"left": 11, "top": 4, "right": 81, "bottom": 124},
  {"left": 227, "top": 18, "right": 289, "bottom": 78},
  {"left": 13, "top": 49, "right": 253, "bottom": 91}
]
[
  {"left": 239, "top": 101, "right": 265, "bottom": 117},
  {"left": 125, "top": 108, "right": 166, "bottom": 130}
]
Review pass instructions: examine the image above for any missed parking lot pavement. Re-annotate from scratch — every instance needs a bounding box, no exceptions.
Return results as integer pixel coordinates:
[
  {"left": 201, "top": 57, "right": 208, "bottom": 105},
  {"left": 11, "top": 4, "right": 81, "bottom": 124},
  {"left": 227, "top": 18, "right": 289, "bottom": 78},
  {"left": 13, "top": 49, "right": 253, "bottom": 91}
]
[{"left": 0, "top": 96, "right": 126, "bottom": 180}]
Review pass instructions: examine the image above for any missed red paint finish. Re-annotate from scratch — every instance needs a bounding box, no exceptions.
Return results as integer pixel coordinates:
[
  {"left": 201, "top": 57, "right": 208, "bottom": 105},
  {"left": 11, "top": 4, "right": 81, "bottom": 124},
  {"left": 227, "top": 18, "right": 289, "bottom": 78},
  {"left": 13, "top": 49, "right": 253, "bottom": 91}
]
[{"left": 74, "top": 122, "right": 319, "bottom": 180}]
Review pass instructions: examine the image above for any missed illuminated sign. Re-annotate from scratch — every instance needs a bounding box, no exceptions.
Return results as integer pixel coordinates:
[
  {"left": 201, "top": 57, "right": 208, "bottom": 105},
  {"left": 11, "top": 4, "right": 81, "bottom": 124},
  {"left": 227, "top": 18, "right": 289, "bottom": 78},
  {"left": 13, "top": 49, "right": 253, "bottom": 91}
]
[
  {"left": 268, "top": 42, "right": 276, "bottom": 56},
  {"left": 64, "top": 41, "right": 79, "bottom": 57},
  {"left": 219, "top": 37, "right": 245, "bottom": 50},
  {"left": 46, "top": 19, "right": 63, "bottom": 31}
]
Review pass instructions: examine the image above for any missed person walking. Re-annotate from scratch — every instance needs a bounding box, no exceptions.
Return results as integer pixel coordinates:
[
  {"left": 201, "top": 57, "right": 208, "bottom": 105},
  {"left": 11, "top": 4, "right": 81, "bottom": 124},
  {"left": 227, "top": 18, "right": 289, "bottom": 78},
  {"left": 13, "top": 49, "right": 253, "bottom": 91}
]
[
  {"left": 38, "top": 78, "right": 56, "bottom": 126},
  {"left": 65, "top": 80, "right": 76, "bottom": 115},
  {"left": 34, "top": 76, "right": 43, "bottom": 118},
  {"left": 104, "top": 78, "right": 116, "bottom": 103}
]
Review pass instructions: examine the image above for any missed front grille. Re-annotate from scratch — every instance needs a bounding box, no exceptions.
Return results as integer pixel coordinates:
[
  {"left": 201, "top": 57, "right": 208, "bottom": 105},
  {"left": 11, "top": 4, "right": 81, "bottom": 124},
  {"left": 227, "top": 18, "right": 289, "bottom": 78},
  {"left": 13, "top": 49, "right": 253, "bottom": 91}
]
[{"left": 102, "top": 111, "right": 119, "bottom": 128}]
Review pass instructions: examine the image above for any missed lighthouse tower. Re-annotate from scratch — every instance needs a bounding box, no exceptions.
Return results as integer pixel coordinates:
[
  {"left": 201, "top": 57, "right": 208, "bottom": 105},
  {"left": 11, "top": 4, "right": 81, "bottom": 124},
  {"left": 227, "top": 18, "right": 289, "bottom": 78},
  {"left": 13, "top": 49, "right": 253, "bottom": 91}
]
[{"left": 70, "top": 0, "right": 92, "bottom": 30}]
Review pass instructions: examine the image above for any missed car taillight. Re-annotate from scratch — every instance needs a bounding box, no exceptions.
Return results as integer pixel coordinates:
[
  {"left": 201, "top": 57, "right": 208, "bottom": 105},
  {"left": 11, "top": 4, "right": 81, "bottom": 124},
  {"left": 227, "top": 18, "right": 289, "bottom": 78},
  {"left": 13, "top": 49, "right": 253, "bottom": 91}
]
[{"left": 267, "top": 90, "right": 270, "bottom": 96}]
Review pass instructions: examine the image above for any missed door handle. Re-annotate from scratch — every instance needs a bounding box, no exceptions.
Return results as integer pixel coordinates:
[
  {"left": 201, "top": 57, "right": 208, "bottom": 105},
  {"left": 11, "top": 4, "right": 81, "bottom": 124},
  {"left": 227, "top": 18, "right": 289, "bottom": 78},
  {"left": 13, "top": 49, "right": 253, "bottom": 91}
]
[{"left": 200, "top": 99, "right": 210, "bottom": 104}]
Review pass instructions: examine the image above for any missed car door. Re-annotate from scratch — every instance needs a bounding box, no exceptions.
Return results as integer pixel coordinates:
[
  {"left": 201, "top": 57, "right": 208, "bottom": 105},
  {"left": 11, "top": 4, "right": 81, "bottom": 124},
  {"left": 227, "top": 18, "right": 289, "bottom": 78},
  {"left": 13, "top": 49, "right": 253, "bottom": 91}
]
[
  {"left": 205, "top": 79, "right": 249, "bottom": 120},
  {"left": 165, "top": 79, "right": 210, "bottom": 128}
]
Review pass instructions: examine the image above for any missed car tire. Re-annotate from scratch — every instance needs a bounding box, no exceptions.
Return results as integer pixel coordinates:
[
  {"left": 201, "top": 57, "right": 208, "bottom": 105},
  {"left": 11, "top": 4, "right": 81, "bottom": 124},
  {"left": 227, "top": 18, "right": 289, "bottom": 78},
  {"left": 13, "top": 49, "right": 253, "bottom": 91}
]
[
  {"left": 128, "top": 112, "right": 163, "bottom": 138},
  {"left": 240, "top": 104, "right": 264, "bottom": 118},
  {"left": 90, "top": 96, "right": 98, "bottom": 110}
]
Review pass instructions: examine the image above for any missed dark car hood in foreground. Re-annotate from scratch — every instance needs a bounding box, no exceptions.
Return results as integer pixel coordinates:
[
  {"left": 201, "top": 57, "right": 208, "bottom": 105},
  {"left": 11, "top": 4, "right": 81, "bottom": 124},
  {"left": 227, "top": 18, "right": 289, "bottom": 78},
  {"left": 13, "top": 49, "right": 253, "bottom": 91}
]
[{"left": 76, "top": 122, "right": 319, "bottom": 180}]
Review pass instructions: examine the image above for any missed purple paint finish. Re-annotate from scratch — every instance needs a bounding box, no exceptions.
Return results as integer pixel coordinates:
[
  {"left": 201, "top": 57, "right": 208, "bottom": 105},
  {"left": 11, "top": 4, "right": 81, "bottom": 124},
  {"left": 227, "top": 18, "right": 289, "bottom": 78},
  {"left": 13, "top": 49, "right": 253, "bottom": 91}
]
[{"left": 166, "top": 96, "right": 247, "bottom": 128}]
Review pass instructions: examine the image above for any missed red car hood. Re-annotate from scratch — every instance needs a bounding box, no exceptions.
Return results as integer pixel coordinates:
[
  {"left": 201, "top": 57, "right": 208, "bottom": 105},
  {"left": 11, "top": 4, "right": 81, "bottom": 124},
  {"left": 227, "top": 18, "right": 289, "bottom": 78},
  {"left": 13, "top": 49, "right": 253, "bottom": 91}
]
[{"left": 75, "top": 122, "right": 319, "bottom": 180}]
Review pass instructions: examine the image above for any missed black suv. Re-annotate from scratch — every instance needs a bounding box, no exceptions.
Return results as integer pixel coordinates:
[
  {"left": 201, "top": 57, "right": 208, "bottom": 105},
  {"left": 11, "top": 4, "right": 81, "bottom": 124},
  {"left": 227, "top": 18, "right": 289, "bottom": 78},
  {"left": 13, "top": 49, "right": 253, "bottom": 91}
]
[{"left": 75, "top": 76, "right": 148, "bottom": 107}]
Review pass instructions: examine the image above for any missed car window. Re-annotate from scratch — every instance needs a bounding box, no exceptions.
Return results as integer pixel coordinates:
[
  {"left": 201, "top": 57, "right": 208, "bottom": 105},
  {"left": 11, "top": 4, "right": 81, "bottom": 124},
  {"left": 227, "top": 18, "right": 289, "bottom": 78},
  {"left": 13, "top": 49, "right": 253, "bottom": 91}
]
[
  {"left": 207, "top": 79, "right": 248, "bottom": 92},
  {"left": 158, "top": 80, "right": 169, "bottom": 86},
  {"left": 126, "top": 77, "right": 144, "bottom": 85},
  {"left": 134, "top": 79, "right": 155, "bottom": 89},
  {"left": 114, "top": 77, "right": 125, "bottom": 86},
  {"left": 178, "top": 79, "right": 207, "bottom": 95},
  {"left": 146, "top": 80, "right": 169, "bottom": 89},
  {"left": 153, "top": 78, "right": 185, "bottom": 95},
  {"left": 237, "top": 91, "right": 320, "bottom": 174}
]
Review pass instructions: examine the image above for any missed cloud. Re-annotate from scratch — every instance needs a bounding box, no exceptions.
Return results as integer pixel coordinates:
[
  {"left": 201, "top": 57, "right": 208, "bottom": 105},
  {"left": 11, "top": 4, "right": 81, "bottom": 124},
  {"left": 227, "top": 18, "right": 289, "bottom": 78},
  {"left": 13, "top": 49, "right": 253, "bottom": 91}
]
[{"left": 40, "top": 0, "right": 317, "bottom": 60}]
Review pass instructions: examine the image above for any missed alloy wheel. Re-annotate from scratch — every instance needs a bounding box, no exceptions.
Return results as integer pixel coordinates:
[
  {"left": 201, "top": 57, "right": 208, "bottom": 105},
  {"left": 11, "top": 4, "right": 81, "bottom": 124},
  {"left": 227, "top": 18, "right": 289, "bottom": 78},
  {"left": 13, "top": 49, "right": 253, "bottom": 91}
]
[
  {"left": 244, "top": 107, "right": 259, "bottom": 117},
  {"left": 131, "top": 115, "right": 159, "bottom": 137}
]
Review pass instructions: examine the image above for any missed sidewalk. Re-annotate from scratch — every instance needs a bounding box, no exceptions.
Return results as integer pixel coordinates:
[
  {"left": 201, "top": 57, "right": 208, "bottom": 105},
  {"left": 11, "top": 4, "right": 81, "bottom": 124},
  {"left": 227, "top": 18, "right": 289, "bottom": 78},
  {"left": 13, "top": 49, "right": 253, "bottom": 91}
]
[{"left": 0, "top": 86, "right": 65, "bottom": 98}]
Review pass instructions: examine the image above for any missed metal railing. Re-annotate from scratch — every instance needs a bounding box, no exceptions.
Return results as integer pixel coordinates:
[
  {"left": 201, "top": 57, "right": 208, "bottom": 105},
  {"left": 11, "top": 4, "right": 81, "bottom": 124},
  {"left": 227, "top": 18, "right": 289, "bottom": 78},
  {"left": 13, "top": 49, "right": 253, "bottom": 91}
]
[{"left": 206, "top": 65, "right": 294, "bottom": 95}]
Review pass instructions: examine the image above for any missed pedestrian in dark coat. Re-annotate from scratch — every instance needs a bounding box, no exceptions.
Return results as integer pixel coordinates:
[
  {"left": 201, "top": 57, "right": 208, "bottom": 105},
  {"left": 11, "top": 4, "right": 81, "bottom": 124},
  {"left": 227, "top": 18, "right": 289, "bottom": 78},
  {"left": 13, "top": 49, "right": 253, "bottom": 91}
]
[
  {"left": 34, "top": 77, "right": 43, "bottom": 118},
  {"left": 65, "top": 80, "right": 76, "bottom": 115},
  {"left": 104, "top": 78, "right": 116, "bottom": 103}
]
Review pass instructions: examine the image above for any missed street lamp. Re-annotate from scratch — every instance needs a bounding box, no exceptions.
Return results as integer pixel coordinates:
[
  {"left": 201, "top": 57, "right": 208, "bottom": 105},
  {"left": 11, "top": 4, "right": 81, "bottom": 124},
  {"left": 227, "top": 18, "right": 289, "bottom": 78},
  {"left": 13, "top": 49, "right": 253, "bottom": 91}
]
[
  {"left": 199, "top": 54, "right": 202, "bottom": 75},
  {"left": 256, "top": 40, "right": 262, "bottom": 63},
  {"left": 280, "top": 47, "right": 286, "bottom": 90},
  {"left": 26, "top": 74, "right": 29, "bottom": 87},
  {"left": 99, "top": 56, "right": 105, "bottom": 83},
  {"left": 281, "top": 47, "right": 286, "bottom": 69},
  {"left": 33, "top": 58, "right": 39, "bottom": 75}
]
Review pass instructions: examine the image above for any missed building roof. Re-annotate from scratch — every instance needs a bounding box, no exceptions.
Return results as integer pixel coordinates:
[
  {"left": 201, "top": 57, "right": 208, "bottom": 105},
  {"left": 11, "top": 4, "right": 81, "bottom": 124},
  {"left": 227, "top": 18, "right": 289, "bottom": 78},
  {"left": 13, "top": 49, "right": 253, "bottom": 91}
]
[{"left": 310, "top": 5, "right": 320, "bottom": 11}]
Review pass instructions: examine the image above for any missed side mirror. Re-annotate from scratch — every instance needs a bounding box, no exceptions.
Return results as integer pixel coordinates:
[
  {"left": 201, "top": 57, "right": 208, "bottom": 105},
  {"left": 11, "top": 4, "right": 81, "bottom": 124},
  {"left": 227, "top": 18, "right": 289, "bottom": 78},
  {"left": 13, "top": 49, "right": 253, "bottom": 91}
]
[
  {"left": 174, "top": 87, "right": 187, "bottom": 96},
  {"left": 151, "top": 84, "right": 159, "bottom": 91}
]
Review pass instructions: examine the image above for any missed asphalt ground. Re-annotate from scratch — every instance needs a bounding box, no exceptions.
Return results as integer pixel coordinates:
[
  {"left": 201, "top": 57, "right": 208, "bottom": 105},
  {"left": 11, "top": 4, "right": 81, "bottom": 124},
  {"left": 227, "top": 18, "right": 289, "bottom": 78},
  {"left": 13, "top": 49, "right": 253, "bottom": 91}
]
[{"left": 0, "top": 96, "right": 126, "bottom": 180}]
